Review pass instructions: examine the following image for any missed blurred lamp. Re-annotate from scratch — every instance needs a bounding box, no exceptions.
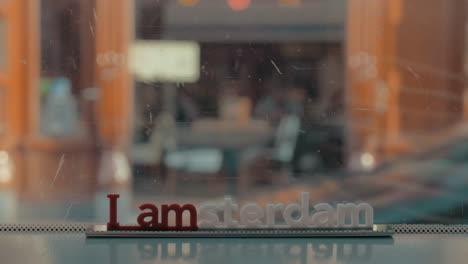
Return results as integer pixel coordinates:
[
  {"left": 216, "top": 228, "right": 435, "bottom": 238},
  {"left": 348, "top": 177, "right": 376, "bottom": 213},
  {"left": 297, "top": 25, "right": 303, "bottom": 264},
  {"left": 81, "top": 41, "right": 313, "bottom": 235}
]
[
  {"left": 360, "top": 152, "right": 375, "bottom": 170},
  {"left": 228, "top": 0, "right": 250, "bottom": 11}
]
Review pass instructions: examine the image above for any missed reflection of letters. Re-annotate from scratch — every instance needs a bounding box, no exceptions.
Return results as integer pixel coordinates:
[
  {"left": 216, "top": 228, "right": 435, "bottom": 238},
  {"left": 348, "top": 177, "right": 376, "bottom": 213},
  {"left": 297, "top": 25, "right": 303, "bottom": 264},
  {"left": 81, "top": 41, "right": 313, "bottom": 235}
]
[
  {"left": 128, "top": 239, "right": 388, "bottom": 263},
  {"left": 161, "top": 242, "right": 196, "bottom": 259},
  {"left": 137, "top": 243, "right": 157, "bottom": 260},
  {"left": 336, "top": 243, "right": 372, "bottom": 261},
  {"left": 137, "top": 241, "right": 197, "bottom": 261},
  {"left": 285, "top": 244, "right": 307, "bottom": 264},
  {"left": 312, "top": 242, "right": 333, "bottom": 260}
]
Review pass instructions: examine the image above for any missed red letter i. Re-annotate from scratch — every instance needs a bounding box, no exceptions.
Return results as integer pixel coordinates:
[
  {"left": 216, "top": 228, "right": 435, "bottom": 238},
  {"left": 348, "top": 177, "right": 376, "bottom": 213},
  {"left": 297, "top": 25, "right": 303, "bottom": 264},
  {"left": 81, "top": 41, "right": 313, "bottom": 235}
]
[{"left": 107, "top": 194, "right": 120, "bottom": 230}]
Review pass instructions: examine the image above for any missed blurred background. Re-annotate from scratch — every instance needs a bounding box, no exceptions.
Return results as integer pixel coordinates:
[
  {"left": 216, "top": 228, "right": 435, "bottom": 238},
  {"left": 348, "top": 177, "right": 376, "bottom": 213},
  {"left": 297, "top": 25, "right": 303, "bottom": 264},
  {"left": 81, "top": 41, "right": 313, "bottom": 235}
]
[{"left": 0, "top": 0, "right": 467, "bottom": 225}]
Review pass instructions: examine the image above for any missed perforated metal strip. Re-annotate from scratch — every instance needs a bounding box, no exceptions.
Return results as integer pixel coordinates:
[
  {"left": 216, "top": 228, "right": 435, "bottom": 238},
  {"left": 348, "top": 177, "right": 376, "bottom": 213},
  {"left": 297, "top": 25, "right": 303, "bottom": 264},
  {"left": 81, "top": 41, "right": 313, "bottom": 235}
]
[
  {"left": 389, "top": 224, "right": 468, "bottom": 234},
  {"left": 0, "top": 224, "right": 467, "bottom": 234},
  {"left": 0, "top": 224, "right": 88, "bottom": 233}
]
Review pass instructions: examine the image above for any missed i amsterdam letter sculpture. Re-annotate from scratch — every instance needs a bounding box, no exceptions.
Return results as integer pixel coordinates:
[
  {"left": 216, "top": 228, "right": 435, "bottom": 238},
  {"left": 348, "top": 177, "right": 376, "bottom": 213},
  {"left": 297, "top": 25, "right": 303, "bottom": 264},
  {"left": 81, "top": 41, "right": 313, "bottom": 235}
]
[{"left": 86, "top": 193, "right": 394, "bottom": 237}]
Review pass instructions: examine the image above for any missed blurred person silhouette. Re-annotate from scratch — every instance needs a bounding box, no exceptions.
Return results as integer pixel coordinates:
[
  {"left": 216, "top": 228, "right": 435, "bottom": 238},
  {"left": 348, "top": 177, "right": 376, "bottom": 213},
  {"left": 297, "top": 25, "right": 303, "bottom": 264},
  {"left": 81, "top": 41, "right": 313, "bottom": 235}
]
[
  {"left": 175, "top": 86, "right": 200, "bottom": 124},
  {"left": 219, "top": 79, "right": 252, "bottom": 124},
  {"left": 285, "top": 79, "right": 306, "bottom": 117},
  {"left": 254, "top": 77, "right": 286, "bottom": 126},
  {"left": 238, "top": 79, "right": 305, "bottom": 191}
]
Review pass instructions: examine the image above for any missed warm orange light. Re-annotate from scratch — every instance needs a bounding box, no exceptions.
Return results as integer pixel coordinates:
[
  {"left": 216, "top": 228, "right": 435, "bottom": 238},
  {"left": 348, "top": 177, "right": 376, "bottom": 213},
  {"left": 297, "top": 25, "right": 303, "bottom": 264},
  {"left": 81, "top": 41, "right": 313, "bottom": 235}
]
[
  {"left": 228, "top": 0, "right": 251, "bottom": 11},
  {"left": 179, "top": 0, "right": 198, "bottom": 6}
]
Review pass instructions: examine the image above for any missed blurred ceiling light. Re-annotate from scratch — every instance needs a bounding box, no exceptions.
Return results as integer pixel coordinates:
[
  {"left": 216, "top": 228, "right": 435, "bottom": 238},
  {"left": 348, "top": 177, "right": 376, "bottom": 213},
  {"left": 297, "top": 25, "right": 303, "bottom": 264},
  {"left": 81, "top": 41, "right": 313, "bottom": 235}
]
[
  {"left": 360, "top": 152, "right": 375, "bottom": 170},
  {"left": 129, "top": 41, "right": 200, "bottom": 83},
  {"left": 228, "top": 0, "right": 250, "bottom": 11},
  {"left": 178, "top": 0, "right": 198, "bottom": 6}
]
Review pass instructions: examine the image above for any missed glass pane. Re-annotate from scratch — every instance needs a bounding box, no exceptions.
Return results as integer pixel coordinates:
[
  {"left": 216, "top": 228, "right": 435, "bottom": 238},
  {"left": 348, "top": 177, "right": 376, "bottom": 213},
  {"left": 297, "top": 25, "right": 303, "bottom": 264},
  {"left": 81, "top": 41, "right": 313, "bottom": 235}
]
[
  {"left": 0, "top": 0, "right": 467, "bottom": 228},
  {"left": 2, "top": 1, "right": 468, "bottom": 263}
]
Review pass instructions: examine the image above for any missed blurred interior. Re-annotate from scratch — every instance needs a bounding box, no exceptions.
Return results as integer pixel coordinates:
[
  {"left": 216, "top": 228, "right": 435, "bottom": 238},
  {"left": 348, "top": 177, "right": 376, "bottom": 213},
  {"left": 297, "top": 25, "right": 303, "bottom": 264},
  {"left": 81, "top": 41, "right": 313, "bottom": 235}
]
[{"left": 0, "top": 0, "right": 467, "bottom": 224}]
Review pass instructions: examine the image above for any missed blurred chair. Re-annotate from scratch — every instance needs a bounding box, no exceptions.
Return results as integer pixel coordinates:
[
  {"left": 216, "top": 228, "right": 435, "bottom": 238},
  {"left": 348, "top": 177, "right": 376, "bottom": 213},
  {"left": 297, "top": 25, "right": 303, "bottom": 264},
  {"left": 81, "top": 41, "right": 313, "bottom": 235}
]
[
  {"left": 239, "top": 114, "right": 301, "bottom": 193},
  {"left": 273, "top": 114, "right": 301, "bottom": 164},
  {"left": 132, "top": 112, "right": 223, "bottom": 194}
]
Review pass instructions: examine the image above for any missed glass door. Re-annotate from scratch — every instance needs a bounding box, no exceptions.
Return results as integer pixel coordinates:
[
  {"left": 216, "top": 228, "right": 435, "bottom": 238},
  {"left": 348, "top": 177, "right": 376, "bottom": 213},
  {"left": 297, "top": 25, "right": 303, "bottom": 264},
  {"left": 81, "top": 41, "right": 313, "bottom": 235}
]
[
  {"left": 0, "top": 0, "right": 27, "bottom": 190},
  {"left": 0, "top": 0, "right": 25, "bottom": 143}
]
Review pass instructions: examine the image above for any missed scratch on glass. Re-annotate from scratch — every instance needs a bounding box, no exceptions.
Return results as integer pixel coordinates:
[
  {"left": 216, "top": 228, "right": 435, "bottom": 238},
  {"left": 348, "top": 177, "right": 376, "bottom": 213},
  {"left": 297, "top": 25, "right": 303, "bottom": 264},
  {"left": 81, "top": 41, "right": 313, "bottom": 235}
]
[
  {"left": 52, "top": 154, "right": 65, "bottom": 186},
  {"left": 93, "top": 8, "right": 97, "bottom": 21},
  {"left": 270, "top": 60, "right": 282, "bottom": 75},
  {"left": 89, "top": 21, "right": 95, "bottom": 38},
  {"left": 64, "top": 203, "right": 73, "bottom": 220}
]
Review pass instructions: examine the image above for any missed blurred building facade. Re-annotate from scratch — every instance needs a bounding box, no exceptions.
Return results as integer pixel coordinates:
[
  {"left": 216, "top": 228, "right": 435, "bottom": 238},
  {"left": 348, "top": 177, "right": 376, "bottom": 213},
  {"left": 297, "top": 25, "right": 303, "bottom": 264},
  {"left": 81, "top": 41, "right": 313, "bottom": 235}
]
[
  {"left": 0, "top": 0, "right": 466, "bottom": 200},
  {"left": 0, "top": 0, "right": 133, "bottom": 200},
  {"left": 347, "top": 0, "right": 467, "bottom": 167}
]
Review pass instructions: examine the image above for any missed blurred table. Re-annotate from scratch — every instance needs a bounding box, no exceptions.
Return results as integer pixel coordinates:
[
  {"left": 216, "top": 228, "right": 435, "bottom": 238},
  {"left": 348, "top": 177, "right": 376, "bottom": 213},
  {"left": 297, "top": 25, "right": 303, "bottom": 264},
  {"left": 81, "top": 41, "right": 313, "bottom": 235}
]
[
  {"left": 174, "top": 119, "right": 274, "bottom": 194},
  {"left": 176, "top": 119, "right": 274, "bottom": 148}
]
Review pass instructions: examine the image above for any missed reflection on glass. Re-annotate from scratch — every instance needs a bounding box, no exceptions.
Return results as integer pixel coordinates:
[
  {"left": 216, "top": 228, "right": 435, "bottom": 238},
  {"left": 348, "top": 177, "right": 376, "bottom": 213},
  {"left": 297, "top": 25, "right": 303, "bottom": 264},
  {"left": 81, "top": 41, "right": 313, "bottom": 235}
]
[{"left": 86, "top": 238, "right": 394, "bottom": 264}]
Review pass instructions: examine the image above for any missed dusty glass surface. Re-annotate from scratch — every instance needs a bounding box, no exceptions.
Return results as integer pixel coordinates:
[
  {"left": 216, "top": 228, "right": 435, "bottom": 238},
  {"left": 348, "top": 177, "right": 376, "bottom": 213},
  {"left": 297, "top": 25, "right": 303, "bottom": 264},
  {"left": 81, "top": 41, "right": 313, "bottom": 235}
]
[{"left": 0, "top": 0, "right": 467, "bottom": 226}]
